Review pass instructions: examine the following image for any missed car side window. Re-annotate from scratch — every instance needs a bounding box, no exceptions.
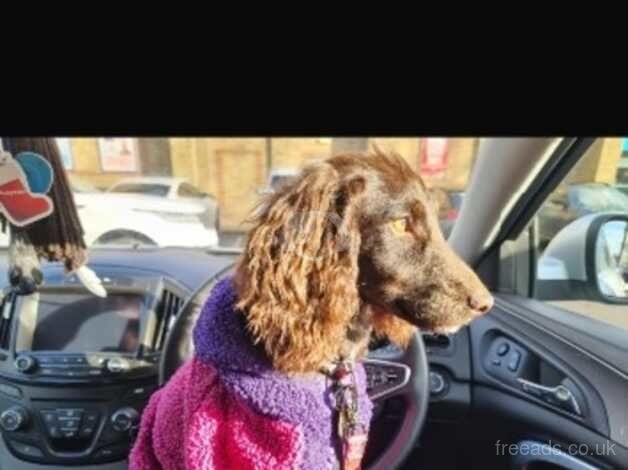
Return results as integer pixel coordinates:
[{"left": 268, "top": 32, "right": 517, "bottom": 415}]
[{"left": 526, "top": 139, "right": 628, "bottom": 329}]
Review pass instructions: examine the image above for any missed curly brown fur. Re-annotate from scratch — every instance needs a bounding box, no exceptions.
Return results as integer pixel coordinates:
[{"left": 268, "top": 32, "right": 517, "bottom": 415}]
[{"left": 235, "top": 150, "right": 493, "bottom": 374}]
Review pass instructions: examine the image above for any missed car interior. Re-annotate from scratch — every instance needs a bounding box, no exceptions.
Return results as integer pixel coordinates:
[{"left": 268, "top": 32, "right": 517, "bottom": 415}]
[{"left": 0, "top": 137, "right": 626, "bottom": 469}]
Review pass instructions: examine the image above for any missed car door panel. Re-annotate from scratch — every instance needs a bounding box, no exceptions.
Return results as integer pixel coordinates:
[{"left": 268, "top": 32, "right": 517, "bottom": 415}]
[
  {"left": 471, "top": 386, "right": 624, "bottom": 469},
  {"left": 467, "top": 294, "right": 628, "bottom": 468}
]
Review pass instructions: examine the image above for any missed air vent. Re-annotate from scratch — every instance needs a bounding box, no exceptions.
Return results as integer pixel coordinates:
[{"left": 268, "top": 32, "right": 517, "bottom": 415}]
[
  {"left": 151, "top": 289, "right": 184, "bottom": 351},
  {"left": 422, "top": 333, "right": 452, "bottom": 349}
]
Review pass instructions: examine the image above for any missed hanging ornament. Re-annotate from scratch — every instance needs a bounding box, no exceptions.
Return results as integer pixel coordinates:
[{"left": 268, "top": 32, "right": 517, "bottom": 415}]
[
  {"left": 1, "top": 138, "right": 106, "bottom": 297},
  {"left": 0, "top": 150, "right": 53, "bottom": 227}
]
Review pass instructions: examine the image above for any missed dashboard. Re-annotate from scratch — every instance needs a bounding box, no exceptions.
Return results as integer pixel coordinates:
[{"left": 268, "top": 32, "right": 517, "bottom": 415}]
[
  {"left": 0, "top": 247, "right": 475, "bottom": 468},
  {"left": 0, "top": 247, "right": 233, "bottom": 469}
]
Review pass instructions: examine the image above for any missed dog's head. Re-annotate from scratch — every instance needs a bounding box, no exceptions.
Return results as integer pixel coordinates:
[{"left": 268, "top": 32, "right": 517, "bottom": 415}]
[{"left": 235, "top": 150, "right": 492, "bottom": 372}]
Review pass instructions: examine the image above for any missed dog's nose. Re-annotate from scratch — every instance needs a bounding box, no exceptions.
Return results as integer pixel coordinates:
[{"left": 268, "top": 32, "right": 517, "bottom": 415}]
[{"left": 468, "top": 293, "right": 494, "bottom": 317}]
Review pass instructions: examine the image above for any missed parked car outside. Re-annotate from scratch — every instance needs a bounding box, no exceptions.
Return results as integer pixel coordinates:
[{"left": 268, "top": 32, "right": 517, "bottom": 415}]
[
  {"left": 70, "top": 176, "right": 219, "bottom": 248},
  {"left": 256, "top": 168, "right": 299, "bottom": 196},
  {"left": 108, "top": 177, "right": 219, "bottom": 229}
]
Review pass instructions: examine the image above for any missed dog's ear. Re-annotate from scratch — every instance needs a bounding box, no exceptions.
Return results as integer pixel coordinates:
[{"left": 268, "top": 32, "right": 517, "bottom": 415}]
[{"left": 235, "top": 163, "right": 365, "bottom": 373}]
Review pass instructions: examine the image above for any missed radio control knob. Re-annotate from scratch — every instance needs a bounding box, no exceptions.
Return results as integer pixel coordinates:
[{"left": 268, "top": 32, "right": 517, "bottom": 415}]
[
  {"left": 111, "top": 407, "right": 139, "bottom": 432},
  {"left": 0, "top": 406, "right": 29, "bottom": 432},
  {"left": 104, "top": 357, "right": 130, "bottom": 374},
  {"left": 14, "top": 355, "right": 37, "bottom": 374}
]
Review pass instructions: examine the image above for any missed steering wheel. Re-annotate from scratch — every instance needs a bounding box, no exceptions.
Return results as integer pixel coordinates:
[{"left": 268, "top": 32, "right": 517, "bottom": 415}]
[{"left": 160, "top": 266, "right": 429, "bottom": 470}]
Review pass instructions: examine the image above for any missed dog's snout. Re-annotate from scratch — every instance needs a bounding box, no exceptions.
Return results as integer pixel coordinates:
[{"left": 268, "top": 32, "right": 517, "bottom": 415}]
[{"left": 467, "top": 293, "right": 494, "bottom": 317}]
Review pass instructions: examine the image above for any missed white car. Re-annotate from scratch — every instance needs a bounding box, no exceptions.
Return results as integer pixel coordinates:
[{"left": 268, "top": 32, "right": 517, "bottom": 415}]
[
  {"left": 72, "top": 176, "right": 219, "bottom": 248},
  {"left": 256, "top": 168, "right": 299, "bottom": 195}
]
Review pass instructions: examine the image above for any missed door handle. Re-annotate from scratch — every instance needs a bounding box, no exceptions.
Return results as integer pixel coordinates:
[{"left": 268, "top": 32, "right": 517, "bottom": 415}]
[{"left": 517, "top": 378, "right": 582, "bottom": 415}]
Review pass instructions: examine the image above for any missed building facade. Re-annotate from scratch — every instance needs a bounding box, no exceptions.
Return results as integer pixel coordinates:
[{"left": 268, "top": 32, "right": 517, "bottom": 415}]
[{"left": 63, "top": 138, "right": 624, "bottom": 231}]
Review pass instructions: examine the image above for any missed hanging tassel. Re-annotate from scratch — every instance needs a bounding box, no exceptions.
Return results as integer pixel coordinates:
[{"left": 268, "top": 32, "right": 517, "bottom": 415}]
[
  {"left": 1, "top": 137, "right": 106, "bottom": 297},
  {"left": 75, "top": 265, "right": 106, "bottom": 298}
]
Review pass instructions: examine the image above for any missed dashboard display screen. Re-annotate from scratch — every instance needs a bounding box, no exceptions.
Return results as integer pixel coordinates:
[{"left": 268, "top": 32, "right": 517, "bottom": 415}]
[{"left": 30, "top": 293, "right": 143, "bottom": 353}]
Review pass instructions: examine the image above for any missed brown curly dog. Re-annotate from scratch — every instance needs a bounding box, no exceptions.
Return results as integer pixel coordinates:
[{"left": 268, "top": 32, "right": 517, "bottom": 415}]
[{"left": 234, "top": 150, "right": 493, "bottom": 374}]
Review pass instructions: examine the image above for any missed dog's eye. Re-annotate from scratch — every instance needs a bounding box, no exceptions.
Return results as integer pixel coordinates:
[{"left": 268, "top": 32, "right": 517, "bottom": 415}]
[{"left": 389, "top": 217, "right": 409, "bottom": 235}]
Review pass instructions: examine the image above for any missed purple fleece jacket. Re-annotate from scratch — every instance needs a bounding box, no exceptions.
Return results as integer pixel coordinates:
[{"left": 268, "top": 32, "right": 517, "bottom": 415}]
[{"left": 129, "top": 277, "right": 373, "bottom": 470}]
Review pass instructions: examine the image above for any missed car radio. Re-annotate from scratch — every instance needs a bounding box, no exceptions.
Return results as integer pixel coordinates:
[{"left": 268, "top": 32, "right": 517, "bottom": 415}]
[{"left": 0, "top": 272, "right": 187, "bottom": 465}]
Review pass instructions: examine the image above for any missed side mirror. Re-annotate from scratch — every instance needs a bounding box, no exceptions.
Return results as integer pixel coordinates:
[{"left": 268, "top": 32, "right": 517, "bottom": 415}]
[
  {"left": 594, "top": 219, "right": 628, "bottom": 300},
  {"left": 537, "top": 213, "right": 628, "bottom": 303}
]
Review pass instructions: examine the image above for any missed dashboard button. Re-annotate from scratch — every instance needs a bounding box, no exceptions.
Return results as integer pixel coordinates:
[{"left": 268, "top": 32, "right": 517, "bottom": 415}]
[
  {"left": 8, "top": 440, "right": 44, "bottom": 458},
  {"left": 111, "top": 407, "right": 139, "bottom": 432},
  {"left": 57, "top": 409, "right": 83, "bottom": 419},
  {"left": 104, "top": 357, "right": 130, "bottom": 373},
  {"left": 429, "top": 371, "right": 446, "bottom": 395},
  {"left": 93, "top": 443, "right": 129, "bottom": 461},
  {"left": 0, "top": 406, "right": 29, "bottom": 432},
  {"left": 59, "top": 418, "right": 80, "bottom": 430},
  {"left": 40, "top": 410, "right": 57, "bottom": 424},
  {"left": 0, "top": 382, "right": 22, "bottom": 399},
  {"left": 79, "top": 424, "right": 96, "bottom": 438},
  {"left": 14, "top": 355, "right": 37, "bottom": 373},
  {"left": 48, "top": 425, "right": 61, "bottom": 439},
  {"left": 124, "top": 385, "right": 158, "bottom": 400}
]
